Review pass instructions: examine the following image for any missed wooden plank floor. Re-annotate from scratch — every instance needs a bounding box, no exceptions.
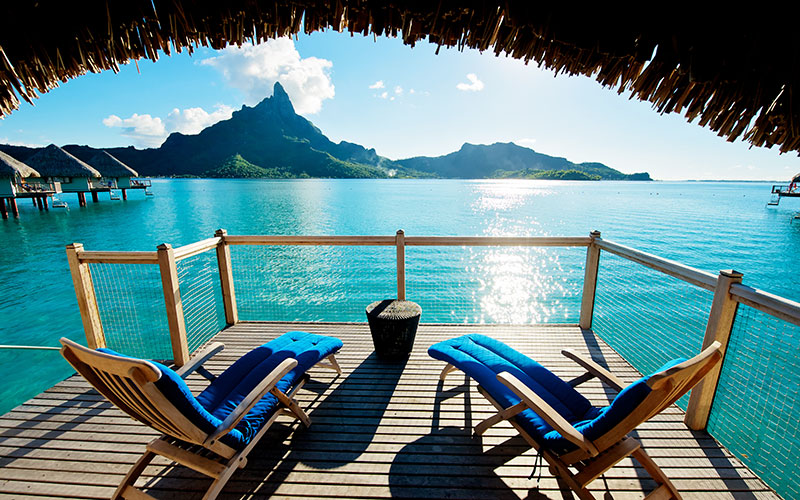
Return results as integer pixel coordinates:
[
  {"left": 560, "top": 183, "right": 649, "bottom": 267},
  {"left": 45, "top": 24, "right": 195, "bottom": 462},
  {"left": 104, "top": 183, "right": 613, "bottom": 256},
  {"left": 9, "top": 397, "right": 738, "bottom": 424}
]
[{"left": 0, "top": 322, "right": 778, "bottom": 499}]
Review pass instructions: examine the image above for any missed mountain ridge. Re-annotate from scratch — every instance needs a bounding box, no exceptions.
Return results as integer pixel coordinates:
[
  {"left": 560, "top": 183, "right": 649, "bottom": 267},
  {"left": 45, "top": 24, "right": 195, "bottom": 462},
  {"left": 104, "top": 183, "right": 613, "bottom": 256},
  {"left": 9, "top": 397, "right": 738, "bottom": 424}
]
[
  {"left": 396, "top": 141, "right": 650, "bottom": 180},
  {"left": 0, "top": 82, "right": 650, "bottom": 181}
]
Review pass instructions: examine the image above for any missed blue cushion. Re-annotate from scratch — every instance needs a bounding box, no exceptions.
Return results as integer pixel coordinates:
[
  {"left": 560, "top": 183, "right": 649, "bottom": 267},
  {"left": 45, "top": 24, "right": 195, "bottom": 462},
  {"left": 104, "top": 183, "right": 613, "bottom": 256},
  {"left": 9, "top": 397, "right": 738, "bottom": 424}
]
[
  {"left": 428, "top": 334, "right": 685, "bottom": 454},
  {"left": 197, "top": 330, "right": 343, "bottom": 449},
  {"left": 99, "top": 330, "right": 342, "bottom": 450}
]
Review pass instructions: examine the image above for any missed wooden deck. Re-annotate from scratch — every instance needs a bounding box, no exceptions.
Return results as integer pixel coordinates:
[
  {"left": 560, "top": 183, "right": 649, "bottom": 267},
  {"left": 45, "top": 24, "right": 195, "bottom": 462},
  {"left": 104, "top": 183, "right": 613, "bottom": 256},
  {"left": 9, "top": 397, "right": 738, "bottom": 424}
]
[{"left": 0, "top": 323, "right": 778, "bottom": 499}]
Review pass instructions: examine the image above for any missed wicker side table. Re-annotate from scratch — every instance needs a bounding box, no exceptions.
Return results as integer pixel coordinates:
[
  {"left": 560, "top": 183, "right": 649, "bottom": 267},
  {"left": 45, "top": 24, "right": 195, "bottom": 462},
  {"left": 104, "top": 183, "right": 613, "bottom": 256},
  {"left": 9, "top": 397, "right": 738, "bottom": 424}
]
[{"left": 365, "top": 299, "right": 421, "bottom": 359}]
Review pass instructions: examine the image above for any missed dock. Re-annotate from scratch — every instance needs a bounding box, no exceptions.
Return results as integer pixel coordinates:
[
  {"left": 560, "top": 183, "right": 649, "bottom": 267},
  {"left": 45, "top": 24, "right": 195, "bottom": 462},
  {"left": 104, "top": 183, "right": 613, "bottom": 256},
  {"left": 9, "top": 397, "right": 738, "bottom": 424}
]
[
  {"left": 767, "top": 182, "right": 800, "bottom": 206},
  {"left": 0, "top": 322, "right": 777, "bottom": 499}
]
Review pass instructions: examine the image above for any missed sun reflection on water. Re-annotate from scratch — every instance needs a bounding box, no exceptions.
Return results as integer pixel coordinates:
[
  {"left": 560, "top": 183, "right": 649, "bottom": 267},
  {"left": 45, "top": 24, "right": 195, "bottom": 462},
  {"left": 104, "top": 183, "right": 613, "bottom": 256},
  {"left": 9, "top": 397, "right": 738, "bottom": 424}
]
[
  {"left": 461, "top": 180, "right": 577, "bottom": 324},
  {"left": 472, "top": 180, "right": 557, "bottom": 213},
  {"left": 468, "top": 247, "right": 573, "bottom": 324}
]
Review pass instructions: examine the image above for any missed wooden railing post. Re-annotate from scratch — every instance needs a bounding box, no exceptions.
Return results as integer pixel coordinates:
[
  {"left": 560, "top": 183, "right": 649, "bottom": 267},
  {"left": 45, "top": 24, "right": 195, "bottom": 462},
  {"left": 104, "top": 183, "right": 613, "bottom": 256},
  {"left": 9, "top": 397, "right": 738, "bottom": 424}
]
[
  {"left": 396, "top": 229, "right": 406, "bottom": 300},
  {"left": 215, "top": 229, "right": 238, "bottom": 325},
  {"left": 685, "top": 269, "right": 743, "bottom": 430},
  {"left": 157, "top": 243, "right": 189, "bottom": 366},
  {"left": 579, "top": 230, "right": 602, "bottom": 329},
  {"left": 65, "top": 243, "right": 105, "bottom": 348}
]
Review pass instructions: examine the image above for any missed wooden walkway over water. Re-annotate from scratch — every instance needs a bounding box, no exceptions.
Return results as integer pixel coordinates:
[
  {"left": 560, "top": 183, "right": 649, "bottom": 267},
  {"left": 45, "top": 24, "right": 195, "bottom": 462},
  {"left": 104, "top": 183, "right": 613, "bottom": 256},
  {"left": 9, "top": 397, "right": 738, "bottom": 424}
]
[{"left": 0, "top": 323, "right": 777, "bottom": 499}]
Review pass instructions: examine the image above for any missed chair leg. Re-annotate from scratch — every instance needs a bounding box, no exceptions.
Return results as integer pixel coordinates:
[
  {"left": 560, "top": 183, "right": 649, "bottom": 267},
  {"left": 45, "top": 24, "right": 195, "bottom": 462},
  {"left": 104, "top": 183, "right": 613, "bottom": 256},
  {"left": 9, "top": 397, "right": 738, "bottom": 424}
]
[
  {"left": 542, "top": 451, "right": 597, "bottom": 500},
  {"left": 632, "top": 448, "right": 682, "bottom": 500},
  {"left": 326, "top": 354, "right": 342, "bottom": 374},
  {"left": 271, "top": 385, "right": 312, "bottom": 427},
  {"left": 316, "top": 354, "right": 342, "bottom": 374},
  {"left": 439, "top": 363, "right": 458, "bottom": 380},
  {"left": 474, "top": 401, "right": 526, "bottom": 435},
  {"left": 203, "top": 454, "right": 246, "bottom": 500},
  {"left": 112, "top": 449, "right": 156, "bottom": 499}
]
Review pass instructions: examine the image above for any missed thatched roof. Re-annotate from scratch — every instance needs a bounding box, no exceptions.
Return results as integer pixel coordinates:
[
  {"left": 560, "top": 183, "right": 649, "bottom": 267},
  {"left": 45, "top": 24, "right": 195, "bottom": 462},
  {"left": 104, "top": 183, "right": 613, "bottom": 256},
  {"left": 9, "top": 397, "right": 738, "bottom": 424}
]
[
  {"left": 0, "top": 5, "right": 799, "bottom": 154},
  {"left": 25, "top": 144, "right": 101, "bottom": 178},
  {"left": 0, "top": 150, "right": 40, "bottom": 178},
  {"left": 88, "top": 151, "right": 139, "bottom": 177}
]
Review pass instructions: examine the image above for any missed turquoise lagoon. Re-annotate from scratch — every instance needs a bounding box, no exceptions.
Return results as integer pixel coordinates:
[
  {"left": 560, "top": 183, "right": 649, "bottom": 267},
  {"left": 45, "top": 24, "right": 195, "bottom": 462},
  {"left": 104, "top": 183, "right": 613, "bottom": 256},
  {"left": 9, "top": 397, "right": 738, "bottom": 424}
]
[{"left": 1, "top": 178, "right": 798, "bottom": 412}]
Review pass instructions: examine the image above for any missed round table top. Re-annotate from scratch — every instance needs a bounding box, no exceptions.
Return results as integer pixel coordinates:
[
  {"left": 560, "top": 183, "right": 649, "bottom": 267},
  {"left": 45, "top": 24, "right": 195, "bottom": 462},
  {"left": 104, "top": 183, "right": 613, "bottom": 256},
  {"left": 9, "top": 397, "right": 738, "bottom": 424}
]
[{"left": 366, "top": 299, "right": 421, "bottom": 320}]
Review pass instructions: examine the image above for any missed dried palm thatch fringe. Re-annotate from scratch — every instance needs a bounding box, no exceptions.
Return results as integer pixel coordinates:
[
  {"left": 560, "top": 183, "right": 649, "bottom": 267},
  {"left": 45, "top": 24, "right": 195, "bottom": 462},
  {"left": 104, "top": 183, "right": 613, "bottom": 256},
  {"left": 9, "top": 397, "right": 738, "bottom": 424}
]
[
  {"left": 0, "top": 3, "right": 798, "bottom": 153},
  {"left": 0, "top": 150, "right": 41, "bottom": 178},
  {"left": 88, "top": 151, "right": 139, "bottom": 177},
  {"left": 25, "top": 144, "right": 102, "bottom": 178}
]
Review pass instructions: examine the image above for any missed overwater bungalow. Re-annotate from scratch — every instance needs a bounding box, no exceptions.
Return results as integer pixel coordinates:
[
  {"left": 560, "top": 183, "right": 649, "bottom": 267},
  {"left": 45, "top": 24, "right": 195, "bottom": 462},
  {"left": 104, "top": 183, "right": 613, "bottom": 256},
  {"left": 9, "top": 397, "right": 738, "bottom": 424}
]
[
  {"left": 769, "top": 173, "right": 800, "bottom": 206},
  {"left": 0, "top": 3, "right": 799, "bottom": 500},
  {"left": 24, "top": 144, "right": 102, "bottom": 207},
  {"left": 0, "top": 149, "right": 59, "bottom": 217},
  {"left": 87, "top": 150, "right": 152, "bottom": 200}
]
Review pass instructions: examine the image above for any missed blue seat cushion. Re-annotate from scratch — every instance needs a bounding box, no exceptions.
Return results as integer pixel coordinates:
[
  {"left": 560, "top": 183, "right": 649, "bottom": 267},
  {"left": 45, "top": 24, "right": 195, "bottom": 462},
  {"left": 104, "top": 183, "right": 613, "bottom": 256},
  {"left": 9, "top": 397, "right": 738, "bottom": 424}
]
[
  {"left": 197, "top": 331, "right": 342, "bottom": 449},
  {"left": 428, "top": 334, "right": 684, "bottom": 454},
  {"left": 100, "top": 330, "right": 342, "bottom": 450}
]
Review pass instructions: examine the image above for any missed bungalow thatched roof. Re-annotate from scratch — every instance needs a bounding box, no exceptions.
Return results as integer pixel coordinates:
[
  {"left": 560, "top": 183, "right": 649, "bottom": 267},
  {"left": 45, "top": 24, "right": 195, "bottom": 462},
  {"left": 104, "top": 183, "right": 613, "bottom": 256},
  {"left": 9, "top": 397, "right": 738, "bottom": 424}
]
[
  {"left": 0, "top": 150, "right": 40, "bottom": 178},
  {"left": 25, "top": 144, "right": 101, "bottom": 178},
  {"left": 88, "top": 151, "right": 139, "bottom": 178},
  {"left": 0, "top": 5, "right": 799, "bottom": 154}
]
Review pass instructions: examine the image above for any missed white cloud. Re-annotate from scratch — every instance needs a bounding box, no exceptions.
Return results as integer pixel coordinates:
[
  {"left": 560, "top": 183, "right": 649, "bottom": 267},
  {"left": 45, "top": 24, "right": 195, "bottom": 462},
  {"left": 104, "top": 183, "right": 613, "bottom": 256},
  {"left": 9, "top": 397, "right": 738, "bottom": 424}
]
[
  {"left": 103, "top": 104, "right": 234, "bottom": 147},
  {"left": 165, "top": 105, "right": 234, "bottom": 135},
  {"left": 394, "top": 86, "right": 403, "bottom": 95},
  {"left": 0, "top": 137, "right": 45, "bottom": 147},
  {"left": 409, "top": 88, "right": 416, "bottom": 94},
  {"left": 457, "top": 73, "right": 485, "bottom": 92},
  {"left": 102, "top": 113, "right": 166, "bottom": 147},
  {"left": 202, "top": 39, "right": 334, "bottom": 114},
  {"left": 380, "top": 91, "right": 388, "bottom": 99},
  {"left": 369, "top": 80, "right": 385, "bottom": 89}
]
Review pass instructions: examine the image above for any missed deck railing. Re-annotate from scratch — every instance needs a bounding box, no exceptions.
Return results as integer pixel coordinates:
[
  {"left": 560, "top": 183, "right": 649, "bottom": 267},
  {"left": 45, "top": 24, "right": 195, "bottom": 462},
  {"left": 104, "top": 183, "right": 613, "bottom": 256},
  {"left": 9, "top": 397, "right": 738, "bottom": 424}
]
[
  {"left": 65, "top": 229, "right": 800, "bottom": 498},
  {"left": 91, "top": 178, "right": 118, "bottom": 190},
  {"left": 15, "top": 179, "right": 59, "bottom": 193}
]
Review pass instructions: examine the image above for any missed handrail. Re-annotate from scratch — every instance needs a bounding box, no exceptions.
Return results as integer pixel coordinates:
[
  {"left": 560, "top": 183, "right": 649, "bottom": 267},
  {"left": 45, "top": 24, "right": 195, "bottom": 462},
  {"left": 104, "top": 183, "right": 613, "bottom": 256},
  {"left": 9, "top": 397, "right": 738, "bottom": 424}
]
[
  {"left": 596, "top": 239, "right": 718, "bottom": 291},
  {"left": 404, "top": 236, "right": 591, "bottom": 247},
  {"left": 224, "top": 235, "right": 397, "bottom": 246},
  {"left": 0, "top": 345, "right": 60, "bottom": 351},
  {"left": 77, "top": 251, "right": 159, "bottom": 264},
  {"left": 173, "top": 237, "right": 221, "bottom": 260},
  {"left": 730, "top": 283, "right": 800, "bottom": 327},
  {"left": 222, "top": 235, "right": 591, "bottom": 247}
]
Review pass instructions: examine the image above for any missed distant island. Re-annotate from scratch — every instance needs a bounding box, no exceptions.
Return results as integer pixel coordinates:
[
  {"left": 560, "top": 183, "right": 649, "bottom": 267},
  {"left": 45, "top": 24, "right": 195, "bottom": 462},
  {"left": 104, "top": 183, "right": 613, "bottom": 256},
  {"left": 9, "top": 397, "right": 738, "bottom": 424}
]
[{"left": 0, "top": 82, "right": 650, "bottom": 181}]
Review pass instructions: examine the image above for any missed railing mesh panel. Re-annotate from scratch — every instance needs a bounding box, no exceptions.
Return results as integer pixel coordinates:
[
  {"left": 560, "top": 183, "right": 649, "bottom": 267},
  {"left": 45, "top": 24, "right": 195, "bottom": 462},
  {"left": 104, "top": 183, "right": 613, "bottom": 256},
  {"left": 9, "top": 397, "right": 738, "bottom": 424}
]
[
  {"left": 230, "top": 245, "right": 396, "bottom": 322},
  {"left": 592, "top": 251, "right": 713, "bottom": 408},
  {"left": 176, "top": 251, "right": 227, "bottom": 352},
  {"left": 89, "top": 263, "right": 171, "bottom": 359},
  {"left": 708, "top": 304, "right": 800, "bottom": 500},
  {"left": 405, "top": 246, "right": 585, "bottom": 323}
]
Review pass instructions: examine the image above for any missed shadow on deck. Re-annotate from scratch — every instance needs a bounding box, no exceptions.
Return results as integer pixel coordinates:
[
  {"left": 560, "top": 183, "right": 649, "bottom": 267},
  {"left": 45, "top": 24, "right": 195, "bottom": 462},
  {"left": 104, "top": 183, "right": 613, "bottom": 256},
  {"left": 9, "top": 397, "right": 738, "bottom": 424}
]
[{"left": 0, "top": 322, "right": 775, "bottom": 499}]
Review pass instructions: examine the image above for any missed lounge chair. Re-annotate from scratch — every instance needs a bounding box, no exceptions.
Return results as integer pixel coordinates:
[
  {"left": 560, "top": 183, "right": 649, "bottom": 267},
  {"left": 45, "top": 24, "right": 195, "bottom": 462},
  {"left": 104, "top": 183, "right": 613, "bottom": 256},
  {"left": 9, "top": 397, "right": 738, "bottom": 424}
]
[
  {"left": 60, "top": 330, "right": 343, "bottom": 500},
  {"left": 428, "top": 334, "right": 722, "bottom": 500}
]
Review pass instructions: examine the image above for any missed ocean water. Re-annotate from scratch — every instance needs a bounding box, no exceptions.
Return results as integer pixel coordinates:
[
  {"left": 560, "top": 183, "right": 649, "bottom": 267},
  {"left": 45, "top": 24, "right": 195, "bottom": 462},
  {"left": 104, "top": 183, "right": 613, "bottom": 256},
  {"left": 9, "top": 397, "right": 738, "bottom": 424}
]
[
  {"left": 1, "top": 179, "right": 798, "bottom": 413},
  {"left": 1, "top": 180, "right": 799, "bottom": 480}
]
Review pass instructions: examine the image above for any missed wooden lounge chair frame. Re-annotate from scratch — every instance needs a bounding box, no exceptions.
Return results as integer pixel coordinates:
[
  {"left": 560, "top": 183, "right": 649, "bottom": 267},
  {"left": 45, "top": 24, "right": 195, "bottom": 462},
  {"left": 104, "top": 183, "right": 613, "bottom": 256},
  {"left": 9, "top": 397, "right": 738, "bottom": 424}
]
[
  {"left": 439, "top": 341, "right": 723, "bottom": 500},
  {"left": 60, "top": 338, "right": 342, "bottom": 500}
]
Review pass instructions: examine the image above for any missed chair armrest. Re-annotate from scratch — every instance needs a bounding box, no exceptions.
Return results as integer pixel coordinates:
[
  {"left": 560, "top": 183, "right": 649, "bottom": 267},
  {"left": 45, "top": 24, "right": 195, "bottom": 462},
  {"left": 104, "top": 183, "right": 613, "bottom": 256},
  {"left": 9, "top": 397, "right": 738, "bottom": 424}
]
[
  {"left": 175, "top": 342, "right": 224, "bottom": 379},
  {"left": 497, "top": 371, "right": 599, "bottom": 457},
  {"left": 205, "top": 358, "right": 298, "bottom": 445},
  {"left": 561, "top": 349, "right": 625, "bottom": 392}
]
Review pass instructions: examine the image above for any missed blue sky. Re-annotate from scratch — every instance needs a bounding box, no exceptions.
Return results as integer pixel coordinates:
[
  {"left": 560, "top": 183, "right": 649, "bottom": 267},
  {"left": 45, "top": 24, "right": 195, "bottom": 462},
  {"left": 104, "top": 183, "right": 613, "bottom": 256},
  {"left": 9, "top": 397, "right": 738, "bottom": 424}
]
[{"left": 1, "top": 31, "right": 798, "bottom": 181}]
